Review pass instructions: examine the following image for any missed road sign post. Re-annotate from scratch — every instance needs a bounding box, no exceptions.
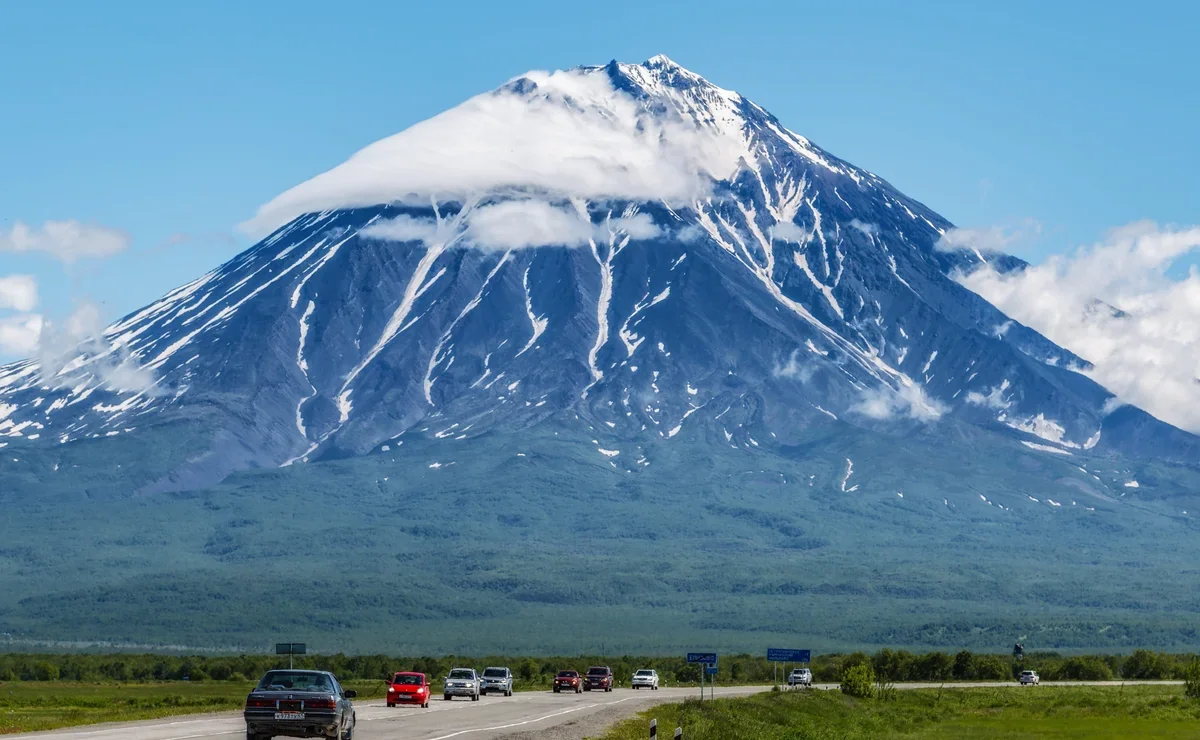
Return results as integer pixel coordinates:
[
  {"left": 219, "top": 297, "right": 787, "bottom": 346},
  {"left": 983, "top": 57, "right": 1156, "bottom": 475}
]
[
  {"left": 686, "top": 653, "right": 717, "bottom": 702},
  {"left": 767, "top": 648, "right": 810, "bottom": 689},
  {"left": 275, "top": 642, "right": 307, "bottom": 669}
]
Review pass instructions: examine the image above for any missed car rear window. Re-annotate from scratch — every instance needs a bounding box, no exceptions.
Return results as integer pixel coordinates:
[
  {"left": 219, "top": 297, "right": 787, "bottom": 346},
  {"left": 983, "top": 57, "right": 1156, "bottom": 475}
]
[
  {"left": 256, "top": 672, "right": 331, "bottom": 691},
  {"left": 448, "top": 670, "right": 474, "bottom": 679},
  {"left": 483, "top": 669, "right": 507, "bottom": 677},
  {"left": 393, "top": 674, "right": 422, "bottom": 685}
]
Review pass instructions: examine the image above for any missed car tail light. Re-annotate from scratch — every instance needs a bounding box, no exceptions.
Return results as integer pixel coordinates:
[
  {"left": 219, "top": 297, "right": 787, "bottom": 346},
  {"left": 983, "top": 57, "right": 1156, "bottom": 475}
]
[
  {"left": 246, "top": 697, "right": 275, "bottom": 709},
  {"left": 306, "top": 698, "right": 337, "bottom": 710}
]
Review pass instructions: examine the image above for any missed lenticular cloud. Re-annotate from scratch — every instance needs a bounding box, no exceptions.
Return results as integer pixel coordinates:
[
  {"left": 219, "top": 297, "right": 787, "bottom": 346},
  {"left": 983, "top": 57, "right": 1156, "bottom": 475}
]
[{"left": 245, "top": 65, "right": 747, "bottom": 234}]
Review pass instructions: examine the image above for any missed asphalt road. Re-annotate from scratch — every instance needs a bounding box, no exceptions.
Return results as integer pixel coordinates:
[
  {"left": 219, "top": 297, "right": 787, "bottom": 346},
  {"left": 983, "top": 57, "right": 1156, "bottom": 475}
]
[
  {"left": 11, "top": 681, "right": 1184, "bottom": 740},
  {"left": 12, "top": 686, "right": 767, "bottom": 740}
]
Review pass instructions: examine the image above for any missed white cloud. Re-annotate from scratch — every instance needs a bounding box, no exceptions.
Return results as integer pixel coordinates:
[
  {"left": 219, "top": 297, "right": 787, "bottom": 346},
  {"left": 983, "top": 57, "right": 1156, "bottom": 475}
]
[
  {"left": 851, "top": 379, "right": 946, "bottom": 422},
  {"left": 364, "top": 200, "right": 660, "bottom": 251},
  {"left": 848, "top": 219, "right": 878, "bottom": 236},
  {"left": 0, "top": 314, "right": 43, "bottom": 356},
  {"left": 957, "top": 221, "right": 1200, "bottom": 432},
  {"left": 965, "top": 382, "right": 1013, "bottom": 410},
  {"left": 243, "top": 65, "right": 749, "bottom": 234},
  {"left": 0, "top": 275, "right": 38, "bottom": 312},
  {"left": 774, "top": 350, "right": 816, "bottom": 382},
  {"left": 0, "top": 220, "right": 130, "bottom": 263},
  {"left": 936, "top": 221, "right": 1039, "bottom": 255},
  {"left": 771, "top": 222, "right": 812, "bottom": 243},
  {"left": 361, "top": 215, "right": 444, "bottom": 244},
  {"left": 37, "top": 302, "right": 158, "bottom": 395}
]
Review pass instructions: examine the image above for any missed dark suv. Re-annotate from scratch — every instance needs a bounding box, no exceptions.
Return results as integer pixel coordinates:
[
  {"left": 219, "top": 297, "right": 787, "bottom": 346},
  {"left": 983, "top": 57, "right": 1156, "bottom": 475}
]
[{"left": 584, "top": 666, "right": 613, "bottom": 692}]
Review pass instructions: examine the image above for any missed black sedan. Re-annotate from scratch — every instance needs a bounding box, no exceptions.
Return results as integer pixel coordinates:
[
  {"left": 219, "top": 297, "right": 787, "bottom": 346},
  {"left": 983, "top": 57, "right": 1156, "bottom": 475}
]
[{"left": 244, "top": 669, "right": 357, "bottom": 740}]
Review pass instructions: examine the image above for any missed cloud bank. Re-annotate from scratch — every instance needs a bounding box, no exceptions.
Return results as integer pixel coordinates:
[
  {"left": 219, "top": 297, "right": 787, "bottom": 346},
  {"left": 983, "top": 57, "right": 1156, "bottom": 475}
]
[
  {"left": 0, "top": 220, "right": 130, "bottom": 263},
  {"left": 363, "top": 200, "right": 661, "bottom": 251},
  {"left": 36, "top": 302, "right": 158, "bottom": 395},
  {"left": 245, "top": 66, "right": 747, "bottom": 234},
  {"left": 957, "top": 221, "right": 1200, "bottom": 432},
  {"left": 0, "top": 275, "right": 37, "bottom": 312}
]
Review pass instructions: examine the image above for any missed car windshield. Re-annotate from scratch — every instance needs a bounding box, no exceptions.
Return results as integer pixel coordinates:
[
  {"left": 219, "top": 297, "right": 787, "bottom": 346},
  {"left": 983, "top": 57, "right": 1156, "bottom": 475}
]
[
  {"left": 393, "top": 674, "right": 423, "bottom": 685},
  {"left": 557, "top": 671, "right": 577, "bottom": 677},
  {"left": 1022, "top": 671, "right": 1035, "bottom": 676},
  {"left": 257, "top": 672, "right": 331, "bottom": 691},
  {"left": 587, "top": 667, "right": 607, "bottom": 675},
  {"left": 635, "top": 670, "right": 653, "bottom": 676},
  {"left": 483, "top": 669, "right": 507, "bottom": 678},
  {"left": 448, "top": 670, "right": 474, "bottom": 679}
]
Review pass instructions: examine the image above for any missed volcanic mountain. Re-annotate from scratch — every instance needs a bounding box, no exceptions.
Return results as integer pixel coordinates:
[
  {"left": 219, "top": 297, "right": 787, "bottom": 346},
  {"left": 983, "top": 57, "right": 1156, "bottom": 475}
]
[{"left": 2, "top": 56, "right": 1198, "bottom": 652}]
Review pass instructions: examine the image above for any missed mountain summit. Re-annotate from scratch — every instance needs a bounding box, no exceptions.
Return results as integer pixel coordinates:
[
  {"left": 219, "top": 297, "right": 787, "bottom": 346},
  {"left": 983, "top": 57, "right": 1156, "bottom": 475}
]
[{"left": 3, "top": 57, "right": 1200, "bottom": 652}]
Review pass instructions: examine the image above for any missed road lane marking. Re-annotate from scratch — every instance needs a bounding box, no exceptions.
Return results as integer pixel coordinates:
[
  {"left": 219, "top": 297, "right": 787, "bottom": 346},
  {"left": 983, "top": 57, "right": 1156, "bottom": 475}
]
[{"left": 424, "top": 695, "right": 653, "bottom": 740}]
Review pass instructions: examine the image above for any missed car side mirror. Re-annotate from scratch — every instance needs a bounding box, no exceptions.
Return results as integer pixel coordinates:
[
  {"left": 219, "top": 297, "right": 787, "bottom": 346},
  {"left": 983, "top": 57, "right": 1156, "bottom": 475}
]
[{"left": 343, "top": 690, "right": 357, "bottom": 699}]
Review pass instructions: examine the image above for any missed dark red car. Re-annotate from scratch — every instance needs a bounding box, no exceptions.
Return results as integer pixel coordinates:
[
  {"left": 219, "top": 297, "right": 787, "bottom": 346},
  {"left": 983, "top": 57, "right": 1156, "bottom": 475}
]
[
  {"left": 386, "top": 671, "right": 431, "bottom": 708},
  {"left": 584, "top": 666, "right": 613, "bottom": 692},
  {"left": 553, "top": 670, "right": 582, "bottom": 693}
]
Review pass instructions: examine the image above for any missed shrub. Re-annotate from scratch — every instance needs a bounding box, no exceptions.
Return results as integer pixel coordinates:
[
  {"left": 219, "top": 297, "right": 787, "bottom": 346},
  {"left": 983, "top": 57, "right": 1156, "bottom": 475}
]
[
  {"left": 840, "top": 663, "right": 875, "bottom": 698},
  {"left": 1183, "top": 659, "right": 1200, "bottom": 699},
  {"left": 972, "top": 655, "right": 1011, "bottom": 680},
  {"left": 1059, "top": 656, "right": 1112, "bottom": 681},
  {"left": 1123, "top": 650, "right": 1172, "bottom": 680}
]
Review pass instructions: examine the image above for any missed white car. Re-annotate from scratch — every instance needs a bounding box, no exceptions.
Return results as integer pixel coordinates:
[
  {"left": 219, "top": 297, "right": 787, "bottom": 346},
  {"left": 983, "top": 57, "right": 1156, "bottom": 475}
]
[
  {"left": 788, "top": 668, "right": 812, "bottom": 687},
  {"left": 631, "top": 669, "right": 659, "bottom": 690},
  {"left": 1019, "top": 670, "right": 1040, "bottom": 685}
]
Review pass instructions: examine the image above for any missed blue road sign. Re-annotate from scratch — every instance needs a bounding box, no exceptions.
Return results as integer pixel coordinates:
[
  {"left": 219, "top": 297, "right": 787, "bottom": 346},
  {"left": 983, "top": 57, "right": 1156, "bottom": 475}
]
[
  {"left": 767, "top": 648, "right": 810, "bottom": 663},
  {"left": 687, "top": 652, "right": 717, "bottom": 664},
  {"left": 705, "top": 665, "right": 718, "bottom": 675}
]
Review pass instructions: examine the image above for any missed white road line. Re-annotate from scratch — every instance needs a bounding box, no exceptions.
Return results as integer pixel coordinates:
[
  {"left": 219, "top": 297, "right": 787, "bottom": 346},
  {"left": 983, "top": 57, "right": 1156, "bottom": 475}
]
[{"left": 425, "top": 696, "right": 646, "bottom": 740}]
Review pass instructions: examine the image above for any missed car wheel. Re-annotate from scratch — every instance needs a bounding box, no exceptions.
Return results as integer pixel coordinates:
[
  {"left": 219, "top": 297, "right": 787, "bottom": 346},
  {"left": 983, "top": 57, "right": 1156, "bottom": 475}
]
[
  {"left": 480, "top": 689, "right": 486, "bottom": 696},
  {"left": 553, "top": 687, "right": 559, "bottom": 693},
  {"left": 472, "top": 693, "right": 479, "bottom": 701},
  {"left": 444, "top": 694, "right": 452, "bottom": 701},
  {"left": 386, "top": 702, "right": 394, "bottom": 708},
  {"left": 423, "top": 701, "right": 429, "bottom": 708}
]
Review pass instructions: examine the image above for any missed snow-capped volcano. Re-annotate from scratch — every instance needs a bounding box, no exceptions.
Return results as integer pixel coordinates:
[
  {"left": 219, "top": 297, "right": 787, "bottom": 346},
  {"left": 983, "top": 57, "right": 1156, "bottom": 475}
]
[{"left": 1, "top": 55, "right": 1195, "bottom": 491}]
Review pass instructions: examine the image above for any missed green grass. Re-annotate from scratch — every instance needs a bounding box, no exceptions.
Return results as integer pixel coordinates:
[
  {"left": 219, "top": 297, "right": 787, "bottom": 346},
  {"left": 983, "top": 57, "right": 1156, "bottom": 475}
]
[
  {"left": 598, "top": 686, "right": 1200, "bottom": 740},
  {"left": 0, "top": 680, "right": 385, "bottom": 735}
]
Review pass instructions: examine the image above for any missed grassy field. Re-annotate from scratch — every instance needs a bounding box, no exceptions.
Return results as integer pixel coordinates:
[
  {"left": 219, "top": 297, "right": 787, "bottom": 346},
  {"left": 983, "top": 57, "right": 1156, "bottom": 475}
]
[
  {"left": 0, "top": 680, "right": 387, "bottom": 735},
  {"left": 599, "top": 685, "right": 1200, "bottom": 739}
]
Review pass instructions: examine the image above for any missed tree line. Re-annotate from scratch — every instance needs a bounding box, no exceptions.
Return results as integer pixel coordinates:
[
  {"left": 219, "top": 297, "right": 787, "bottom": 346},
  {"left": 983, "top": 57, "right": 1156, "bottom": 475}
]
[{"left": 0, "top": 649, "right": 1190, "bottom": 685}]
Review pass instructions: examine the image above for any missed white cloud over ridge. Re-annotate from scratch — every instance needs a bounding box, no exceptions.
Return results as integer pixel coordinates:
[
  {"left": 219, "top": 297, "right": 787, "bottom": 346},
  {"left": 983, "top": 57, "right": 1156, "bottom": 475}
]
[
  {"left": 851, "top": 378, "right": 946, "bottom": 422},
  {"left": 245, "top": 66, "right": 747, "bottom": 234},
  {"left": 37, "top": 302, "right": 158, "bottom": 395},
  {"left": 363, "top": 201, "right": 661, "bottom": 251},
  {"left": 0, "top": 220, "right": 130, "bottom": 263},
  {"left": 957, "top": 221, "right": 1200, "bottom": 432}
]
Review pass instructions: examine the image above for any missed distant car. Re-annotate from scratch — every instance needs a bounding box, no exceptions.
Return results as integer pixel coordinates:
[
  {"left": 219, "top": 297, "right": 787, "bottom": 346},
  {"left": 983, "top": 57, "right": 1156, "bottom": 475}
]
[
  {"left": 480, "top": 666, "right": 513, "bottom": 696},
  {"left": 386, "top": 671, "right": 431, "bottom": 708},
  {"left": 631, "top": 669, "right": 659, "bottom": 690},
  {"left": 444, "top": 668, "right": 481, "bottom": 701},
  {"left": 1019, "top": 670, "right": 1040, "bottom": 685},
  {"left": 584, "top": 666, "right": 614, "bottom": 692},
  {"left": 244, "top": 669, "right": 356, "bottom": 740},
  {"left": 788, "top": 668, "right": 812, "bottom": 687},
  {"left": 554, "top": 670, "right": 583, "bottom": 693}
]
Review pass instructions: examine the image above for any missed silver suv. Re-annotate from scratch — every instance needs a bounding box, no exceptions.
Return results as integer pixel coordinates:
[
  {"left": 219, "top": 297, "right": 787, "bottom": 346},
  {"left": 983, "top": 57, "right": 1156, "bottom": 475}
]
[
  {"left": 443, "top": 668, "right": 480, "bottom": 701},
  {"left": 480, "top": 667, "right": 513, "bottom": 696}
]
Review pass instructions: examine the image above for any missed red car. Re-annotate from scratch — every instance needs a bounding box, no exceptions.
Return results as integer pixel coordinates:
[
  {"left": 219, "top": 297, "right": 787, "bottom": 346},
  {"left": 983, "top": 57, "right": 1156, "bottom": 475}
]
[
  {"left": 387, "top": 672, "right": 431, "bottom": 708},
  {"left": 553, "top": 670, "right": 583, "bottom": 693}
]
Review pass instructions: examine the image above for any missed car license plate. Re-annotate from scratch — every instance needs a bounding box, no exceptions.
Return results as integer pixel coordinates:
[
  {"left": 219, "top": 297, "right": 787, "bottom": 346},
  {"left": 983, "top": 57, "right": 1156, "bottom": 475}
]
[{"left": 274, "top": 712, "right": 304, "bottom": 720}]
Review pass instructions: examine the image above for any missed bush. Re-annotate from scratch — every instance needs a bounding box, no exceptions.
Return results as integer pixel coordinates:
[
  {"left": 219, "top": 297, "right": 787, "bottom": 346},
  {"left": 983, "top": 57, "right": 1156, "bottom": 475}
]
[
  {"left": 1183, "top": 659, "right": 1200, "bottom": 699},
  {"left": 972, "top": 655, "right": 1011, "bottom": 680},
  {"left": 840, "top": 664, "right": 875, "bottom": 698},
  {"left": 1058, "top": 656, "right": 1112, "bottom": 681},
  {"left": 1123, "top": 650, "right": 1172, "bottom": 680}
]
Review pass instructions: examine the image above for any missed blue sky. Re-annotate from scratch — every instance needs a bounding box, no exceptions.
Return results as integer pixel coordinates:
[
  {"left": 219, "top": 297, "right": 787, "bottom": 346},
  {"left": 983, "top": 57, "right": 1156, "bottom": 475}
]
[{"left": 1, "top": 0, "right": 1196, "bottom": 360}]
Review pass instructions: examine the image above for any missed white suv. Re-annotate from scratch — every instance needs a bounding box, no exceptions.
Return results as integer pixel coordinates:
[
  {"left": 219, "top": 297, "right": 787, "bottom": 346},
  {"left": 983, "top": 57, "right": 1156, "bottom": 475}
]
[
  {"left": 788, "top": 668, "right": 812, "bottom": 687},
  {"left": 1019, "top": 670, "right": 1040, "bottom": 685},
  {"left": 631, "top": 669, "right": 659, "bottom": 690}
]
